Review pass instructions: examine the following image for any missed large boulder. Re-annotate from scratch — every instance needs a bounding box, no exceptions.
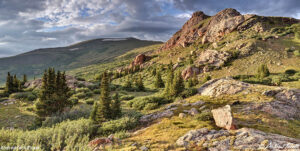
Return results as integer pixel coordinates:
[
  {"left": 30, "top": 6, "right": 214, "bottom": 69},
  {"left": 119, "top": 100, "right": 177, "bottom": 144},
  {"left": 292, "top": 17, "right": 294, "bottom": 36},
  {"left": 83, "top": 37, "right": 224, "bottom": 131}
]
[
  {"left": 181, "top": 66, "right": 200, "bottom": 80},
  {"left": 211, "top": 105, "right": 236, "bottom": 130},
  {"left": 176, "top": 128, "right": 300, "bottom": 150},
  {"left": 129, "top": 54, "right": 151, "bottom": 69},
  {"left": 198, "top": 77, "right": 249, "bottom": 97},
  {"left": 197, "top": 49, "right": 232, "bottom": 67}
]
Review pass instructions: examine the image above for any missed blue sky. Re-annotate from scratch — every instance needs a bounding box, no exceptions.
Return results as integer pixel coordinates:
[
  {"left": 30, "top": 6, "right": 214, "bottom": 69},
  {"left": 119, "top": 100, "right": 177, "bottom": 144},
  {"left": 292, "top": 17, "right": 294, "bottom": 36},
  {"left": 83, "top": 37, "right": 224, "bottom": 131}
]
[{"left": 0, "top": 0, "right": 299, "bottom": 57}]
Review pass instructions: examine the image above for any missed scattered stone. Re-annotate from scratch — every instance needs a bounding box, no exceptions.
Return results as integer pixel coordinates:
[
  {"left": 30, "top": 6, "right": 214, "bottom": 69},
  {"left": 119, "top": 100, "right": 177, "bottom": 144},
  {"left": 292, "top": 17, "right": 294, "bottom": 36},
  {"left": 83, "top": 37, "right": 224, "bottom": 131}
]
[
  {"left": 211, "top": 105, "right": 236, "bottom": 130},
  {"left": 177, "top": 57, "right": 184, "bottom": 62},
  {"left": 173, "top": 63, "right": 180, "bottom": 70},
  {"left": 189, "top": 108, "right": 199, "bottom": 116},
  {"left": 262, "top": 89, "right": 282, "bottom": 97},
  {"left": 165, "top": 104, "right": 178, "bottom": 110},
  {"left": 140, "top": 109, "right": 174, "bottom": 123},
  {"left": 212, "top": 42, "right": 218, "bottom": 49},
  {"left": 176, "top": 128, "right": 300, "bottom": 150},
  {"left": 179, "top": 113, "right": 187, "bottom": 118},
  {"left": 191, "top": 100, "right": 205, "bottom": 106},
  {"left": 182, "top": 103, "right": 190, "bottom": 107},
  {"left": 140, "top": 146, "right": 149, "bottom": 151},
  {"left": 199, "top": 105, "right": 207, "bottom": 111}
]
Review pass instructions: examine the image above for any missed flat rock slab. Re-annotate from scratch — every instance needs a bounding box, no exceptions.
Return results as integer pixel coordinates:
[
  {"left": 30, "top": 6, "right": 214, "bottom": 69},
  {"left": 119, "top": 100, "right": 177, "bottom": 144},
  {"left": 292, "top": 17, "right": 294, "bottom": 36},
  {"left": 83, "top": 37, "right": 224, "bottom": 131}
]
[{"left": 176, "top": 128, "right": 300, "bottom": 150}]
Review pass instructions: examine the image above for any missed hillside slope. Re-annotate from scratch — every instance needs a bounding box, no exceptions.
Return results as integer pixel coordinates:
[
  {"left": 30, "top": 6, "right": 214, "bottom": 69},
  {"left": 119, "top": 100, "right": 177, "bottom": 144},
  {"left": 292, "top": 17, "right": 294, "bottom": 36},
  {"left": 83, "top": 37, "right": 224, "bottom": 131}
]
[{"left": 0, "top": 38, "right": 161, "bottom": 83}]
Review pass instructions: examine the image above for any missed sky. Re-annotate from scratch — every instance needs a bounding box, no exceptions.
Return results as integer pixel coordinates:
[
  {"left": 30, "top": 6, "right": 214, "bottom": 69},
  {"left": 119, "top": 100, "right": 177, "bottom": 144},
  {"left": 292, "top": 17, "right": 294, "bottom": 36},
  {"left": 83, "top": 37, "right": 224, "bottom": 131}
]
[{"left": 0, "top": 0, "right": 300, "bottom": 57}]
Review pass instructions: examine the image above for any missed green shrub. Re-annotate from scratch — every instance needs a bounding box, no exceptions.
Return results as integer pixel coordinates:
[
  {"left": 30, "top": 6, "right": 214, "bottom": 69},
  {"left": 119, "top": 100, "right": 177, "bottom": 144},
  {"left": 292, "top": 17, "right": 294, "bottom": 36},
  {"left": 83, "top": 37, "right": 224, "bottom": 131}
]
[
  {"left": 87, "top": 84, "right": 98, "bottom": 90},
  {"left": 120, "top": 95, "right": 135, "bottom": 101},
  {"left": 293, "top": 50, "right": 300, "bottom": 56},
  {"left": 196, "top": 111, "right": 213, "bottom": 121},
  {"left": 93, "top": 89, "right": 101, "bottom": 94},
  {"left": 98, "top": 116, "right": 140, "bottom": 136},
  {"left": 256, "top": 64, "right": 270, "bottom": 79},
  {"left": 10, "top": 92, "right": 37, "bottom": 101},
  {"left": 143, "top": 103, "right": 159, "bottom": 110},
  {"left": 74, "top": 92, "right": 86, "bottom": 99},
  {"left": 271, "top": 77, "right": 282, "bottom": 86},
  {"left": 42, "top": 105, "right": 91, "bottom": 127},
  {"left": 85, "top": 98, "right": 95, "bottom": 105},
  {"left": 181, "top": 88, "right": 198, "bottom": 98},
  {"left": 285, "top": 69, "right": 297, "bottom": 75},
  {"left": 114, "top": 130, "right": 130, "bottom": 139},
  {"left": 75, "top": 88, "right": 90, "bottom": 93},
  {"left": 0, "top": 119, "right": 93, "bottom": 151},
  {"left": 25, "top": 106, "right": 35, "bottom": 112},
  {"left": 128, "top": 96, "right": 172, "bottom": 110},
  {"left": 69, "top": 97, "right": 79, "bottom": 105}
]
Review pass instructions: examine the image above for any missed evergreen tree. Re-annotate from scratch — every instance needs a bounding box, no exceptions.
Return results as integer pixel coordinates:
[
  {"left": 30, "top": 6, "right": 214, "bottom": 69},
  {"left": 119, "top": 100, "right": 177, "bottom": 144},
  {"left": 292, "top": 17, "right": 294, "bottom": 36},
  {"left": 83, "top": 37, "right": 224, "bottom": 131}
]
[
  {"left": 187, "top": 78, "right": 193, "bottom": 88},
  {"left": 124, "top": 76, "right": 132, "bottom": 89},
  {"left": 154, "top": 72, "right": 164, "bottom": 88},
  {"left": 36, "top": 68, "right": 71, "bottom": 118},
  {"left": 136, "top": 75, "right": 144, "bottom": 91},
  {"left": 164, "top": 63, "right": 174, "bottom": 96},
  {"left": 256, "top": 64, "right": 270, "bottom": 79},
  {"left": 111, "top": 93, "right": 121, "bottom": 119},
  {"left": 5, "top": 72, "right": 13, "bottom": 94},
  {"left": 90, "top": 102, "right": 98, "bottom": 122},
  {"left": 92, "top": 71, "right": 112, "bottom": 123},
  {"left": 22, "top": 74, "right": 27, "bottom": 84},
  {"left": 13, "top": 74, "right": 19, "bottom": 92},
  {"left": 170, "top": 71, "right": 185, "bottom": 97},
  {"left": 152, "top": 68, "right": 157, "bottom": 76}
]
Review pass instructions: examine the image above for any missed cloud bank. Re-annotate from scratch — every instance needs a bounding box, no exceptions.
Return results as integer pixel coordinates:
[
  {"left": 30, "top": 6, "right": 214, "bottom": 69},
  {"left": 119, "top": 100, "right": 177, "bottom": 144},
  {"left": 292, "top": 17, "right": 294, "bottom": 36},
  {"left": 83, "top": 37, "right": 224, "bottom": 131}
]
[{"left": 0, "top": 0, "right": 299, "bottom": 57}]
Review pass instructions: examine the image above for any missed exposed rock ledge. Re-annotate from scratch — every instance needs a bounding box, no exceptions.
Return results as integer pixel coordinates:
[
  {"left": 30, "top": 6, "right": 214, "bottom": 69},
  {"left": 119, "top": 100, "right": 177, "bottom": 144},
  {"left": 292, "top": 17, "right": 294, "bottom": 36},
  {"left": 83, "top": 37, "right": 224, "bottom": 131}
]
[
  {"left": 176, "top": 128, "right": 300, "bottom": 150},
  {"left": 198, "top": 77, "right": 250, "bottom": 97}
]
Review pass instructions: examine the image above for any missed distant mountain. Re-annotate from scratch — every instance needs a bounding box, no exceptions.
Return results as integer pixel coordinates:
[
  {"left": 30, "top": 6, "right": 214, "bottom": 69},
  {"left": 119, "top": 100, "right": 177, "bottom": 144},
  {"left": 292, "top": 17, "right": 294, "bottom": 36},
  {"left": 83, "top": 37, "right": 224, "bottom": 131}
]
[{"left": 0, "top": 38, "right": 162, "bottom": 83}]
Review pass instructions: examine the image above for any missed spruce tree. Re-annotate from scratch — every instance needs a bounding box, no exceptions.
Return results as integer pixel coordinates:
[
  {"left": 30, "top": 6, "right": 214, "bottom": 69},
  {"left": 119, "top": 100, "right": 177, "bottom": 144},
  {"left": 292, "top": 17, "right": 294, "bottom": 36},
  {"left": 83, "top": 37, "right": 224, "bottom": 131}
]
[
  {"left": 22, "top": 74, "right": 27, "bottom": 85},
  {"left": 13, "top": 74, "right": 19, "bottom": 92},
  {"left": 111, "top": 93, "right": 121, "bottom": 119},
  {"left": 124, "top": 76, "right": 132, "bottom": 90},
  {"left": 5, "top": 72, "right": 13, "bottom": 94},
  {"left": 36, "top": 68, "right": 71, "bottom": 118},
  {"left": 154, "top": 72, "right": 164, "bottom": 88},
  {"left": 90, "top": 102, "right": 98, "bottom": 122},
  {"left": 164, "top": 66, "right": 174, "bottom": 96},
  {"left": 136, "top": 75, "right": 144, "bottom": 91},
  {"left": 170, "top": 71, "right": 185, "bottom": 97},
  {"left": 256, "top": 64, "right": 270, "bottom": 79},
  {"left": 93, "top": 71, "right": 111, "bottom": 123}
]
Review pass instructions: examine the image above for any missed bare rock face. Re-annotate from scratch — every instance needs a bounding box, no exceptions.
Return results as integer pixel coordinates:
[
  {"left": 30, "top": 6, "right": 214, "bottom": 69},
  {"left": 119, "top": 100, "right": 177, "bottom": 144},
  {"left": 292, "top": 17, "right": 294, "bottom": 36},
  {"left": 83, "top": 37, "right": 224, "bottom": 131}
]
[
  {"left": 159, "top": 11, "right": 210, "bottom": 51},
  {"left": 176, "top": 128, "right": 300, "bottom": 150},
  {"left": 247, "top": 89, "right": 300, "bottom": 120},
  {"left": 24, "top": 75, "right": 93, "bottom": 90},
  {"left": 181, "top": 66, "right": 200, "bottom": 80},
  {"left": 129, "top": 54, "right": 151, "bottom": 69},
  {"left": 212, "top": 105, "right": 236, "bottom": 130},
  {"left": 198, "top": 78, "right": 249, "bottom": 97},
  {"left": 197, "top": 49, "right": 232, "bottom": 67}
]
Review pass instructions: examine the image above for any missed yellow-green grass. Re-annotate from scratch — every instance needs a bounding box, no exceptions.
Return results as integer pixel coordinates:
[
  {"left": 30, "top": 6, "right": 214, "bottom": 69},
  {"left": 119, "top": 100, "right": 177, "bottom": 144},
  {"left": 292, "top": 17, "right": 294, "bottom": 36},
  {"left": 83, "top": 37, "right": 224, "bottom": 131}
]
[{"left": 0, "top": 101, "right": 36, "bottom": 129}]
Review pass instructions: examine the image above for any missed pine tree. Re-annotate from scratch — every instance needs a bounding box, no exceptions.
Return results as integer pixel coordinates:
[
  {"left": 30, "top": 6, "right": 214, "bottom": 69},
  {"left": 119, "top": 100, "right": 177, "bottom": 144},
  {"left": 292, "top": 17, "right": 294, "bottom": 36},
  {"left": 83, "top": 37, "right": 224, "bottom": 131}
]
[
  {"left": 111, "top": 93, "right": 121, "bottom": 119},
  {"left": 136, "top": 75, "right": 144, "bottom": 91},
  {"left": 5, "top": 72, "right": 13, "bottom": 94},
  {"left": 13, "top": 74, "right": 19, "bottom": 92},
  {"left": 164, "top": 66, "right": 174, "bottom": 96},
  {"left": 256, "top": 64, "right": 270, "bottom": 79},
  {"left": 170, "top": 71, "right": 185, "bottom": 97},
  {"left": 124, "top": 76, "right": 132, "bottom": 89},
  {"left": 92, "top": 71, "right": 112, "bottom": 123},
  {"left": 36, "top": 68, "right": 71, "bottom": 118},
  {"left": 22, "top": 74, "right": 27, "bottom": 84},
  {"left": 154, "top": 72, "right": 164, "bottom": 88},
  {"left": 90, "top": 102, "right": 98, "bottom": 122}
]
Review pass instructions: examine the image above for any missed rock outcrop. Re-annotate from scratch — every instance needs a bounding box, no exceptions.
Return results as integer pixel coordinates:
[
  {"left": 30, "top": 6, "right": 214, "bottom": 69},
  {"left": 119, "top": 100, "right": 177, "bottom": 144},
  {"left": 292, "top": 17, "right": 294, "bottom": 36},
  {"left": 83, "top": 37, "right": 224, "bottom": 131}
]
[
  {"left": 198, "top": 77, "right": 249, "bottom": 97},
  {"left": 159, "top": 8, "right": 298, "bottom": 51},
  {"left": 129, "top": 54, "right": 151, "bottom": 69},
  {"left": 159, "top": 11, "right": 210, "bottom": 51},
  {"left": 176, "top": 128, "right": 300, "bottom": 150},
  {"left": 197, "top": 49, "right": 232, "bottom": 67},
  {"left": 24, "top": 75, "right": 93, "bottom": 89},
  {"left": 139, "top": 109, "right": 174, "bottom": 123},
  {"left": 181, "top": 66, "right": 200, "bottom": 80},
  {"left": 246, "top": 89, "right": 300, "bottom": 120},
  {"left": 211, "top": 105, "right": 236, "bottom": 130}
]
